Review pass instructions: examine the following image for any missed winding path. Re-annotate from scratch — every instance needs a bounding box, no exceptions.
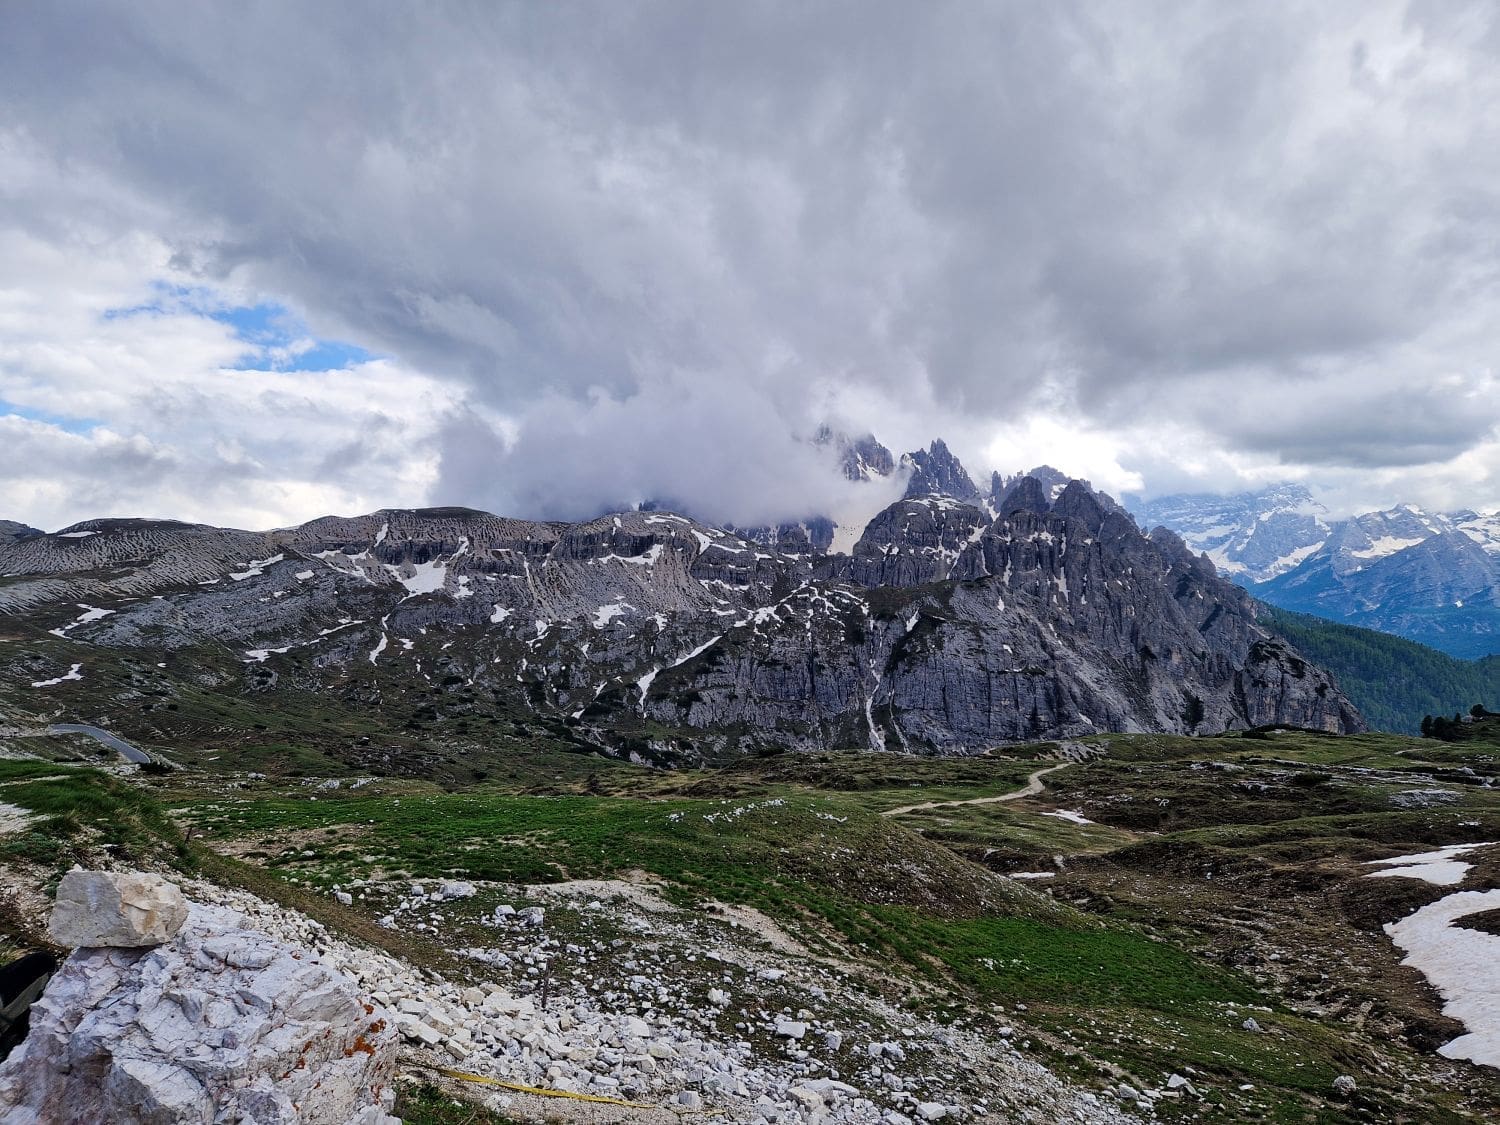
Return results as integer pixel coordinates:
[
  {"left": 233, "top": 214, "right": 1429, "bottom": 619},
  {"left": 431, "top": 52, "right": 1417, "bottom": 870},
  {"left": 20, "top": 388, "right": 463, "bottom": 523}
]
[
  {"left": 880, "top": 762, "right": 1071, "bottom": 817},
  {"left": 47, "top": 723, "right": 152, "bottom": 764}
]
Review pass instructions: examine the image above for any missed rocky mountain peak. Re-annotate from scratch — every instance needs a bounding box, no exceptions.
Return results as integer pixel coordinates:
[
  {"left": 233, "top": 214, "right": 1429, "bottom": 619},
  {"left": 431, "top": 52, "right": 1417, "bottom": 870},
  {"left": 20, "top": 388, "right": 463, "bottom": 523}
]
[
  {"left": 0, "top": 519, "right": 42, "bottom": 545},
  {"left": 994, "top": 474, "right": 1052, "bottom": 518},
  {"left": 812, "top": 425, "right": 896, "bottom": 483},
  {"left": 900, "top": 439, "right": 983, "bottom": 505},
  {"left": 992, "top": 465, "right": 1071, "bottom": 506}
]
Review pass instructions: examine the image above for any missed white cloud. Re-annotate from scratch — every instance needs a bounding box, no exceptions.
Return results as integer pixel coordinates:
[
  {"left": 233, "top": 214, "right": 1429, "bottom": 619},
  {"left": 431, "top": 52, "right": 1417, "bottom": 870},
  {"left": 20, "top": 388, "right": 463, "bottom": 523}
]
[
  {"left": 0, "top": 159, "right": 460, "bottom": 530},
  {"left": 3, "top": 3, "right": 1500, "bottom": 528}
]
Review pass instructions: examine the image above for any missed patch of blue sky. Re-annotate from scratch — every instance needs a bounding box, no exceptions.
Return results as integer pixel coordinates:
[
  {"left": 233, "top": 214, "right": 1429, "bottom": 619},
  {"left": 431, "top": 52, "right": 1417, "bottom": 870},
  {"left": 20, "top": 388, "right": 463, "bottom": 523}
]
[
  {"left": 104, "top": 281, "right": 377, "bottom": 372},
  {"left": 0, "top": 399, "right": 100, "bottom": 435}
]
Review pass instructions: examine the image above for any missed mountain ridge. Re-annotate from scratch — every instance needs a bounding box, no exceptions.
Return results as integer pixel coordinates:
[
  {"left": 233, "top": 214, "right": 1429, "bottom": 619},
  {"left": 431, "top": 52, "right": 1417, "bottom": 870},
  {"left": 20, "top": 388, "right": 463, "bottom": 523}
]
[{"left": 1, "top": 464, "right": 1363, "bottom": 762}]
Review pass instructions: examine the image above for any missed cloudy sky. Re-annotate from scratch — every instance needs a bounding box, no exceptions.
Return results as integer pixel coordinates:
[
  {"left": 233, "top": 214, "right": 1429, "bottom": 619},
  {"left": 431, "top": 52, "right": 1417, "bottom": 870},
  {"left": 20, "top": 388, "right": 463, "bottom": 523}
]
[{"left": 3, "top": 1, "right": 1500, "bottom": 532}]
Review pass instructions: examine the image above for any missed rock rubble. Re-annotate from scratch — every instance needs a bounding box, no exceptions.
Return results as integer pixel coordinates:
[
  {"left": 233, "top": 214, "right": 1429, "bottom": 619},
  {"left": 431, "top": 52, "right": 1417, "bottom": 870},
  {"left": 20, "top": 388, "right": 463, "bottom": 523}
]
[{"left": 180, "top": 878, "right": 1140, "bottom": 1124}]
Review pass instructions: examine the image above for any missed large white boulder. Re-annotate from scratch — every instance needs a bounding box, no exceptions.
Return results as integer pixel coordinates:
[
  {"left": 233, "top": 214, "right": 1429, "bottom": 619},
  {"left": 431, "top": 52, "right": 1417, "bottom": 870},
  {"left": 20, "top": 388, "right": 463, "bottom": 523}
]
[
  {"left": 0, "top": 901, "right": 399, "bottom": 1124},
  {"left": 47, "top": 868, "right": 189, "bottom": 948}
]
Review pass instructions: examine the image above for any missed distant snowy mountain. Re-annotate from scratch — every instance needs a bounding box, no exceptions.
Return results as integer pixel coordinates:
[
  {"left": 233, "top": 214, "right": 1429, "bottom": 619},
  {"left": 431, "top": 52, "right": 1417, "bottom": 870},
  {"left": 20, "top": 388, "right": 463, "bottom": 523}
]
[
  {"left": 1129, "top": 484, "right": 1329, "bottom": 582},
  {"left": 1135, "top": 486, "right": 1500, "bottom": 658},
  {"left": 1257, "top": 525, "right": 1500, "bottom": 659}
]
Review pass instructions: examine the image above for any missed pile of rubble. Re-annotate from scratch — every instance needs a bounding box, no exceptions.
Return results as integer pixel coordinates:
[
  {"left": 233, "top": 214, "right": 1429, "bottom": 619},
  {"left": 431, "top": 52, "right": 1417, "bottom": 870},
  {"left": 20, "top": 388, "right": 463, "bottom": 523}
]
[{"left": 0, "top": 868, "right": 1141, "bottom": 1123}]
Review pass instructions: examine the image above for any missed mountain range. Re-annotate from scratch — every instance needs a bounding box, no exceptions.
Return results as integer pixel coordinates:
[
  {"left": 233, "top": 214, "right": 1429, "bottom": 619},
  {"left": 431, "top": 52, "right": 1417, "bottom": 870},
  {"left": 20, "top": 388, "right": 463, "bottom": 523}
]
[
  {"left": 0, "top": 437, "right": 1361, "bottom": 763},
  {"left": 1130, "top": 486, "right": 1500, "bottom": 659}
]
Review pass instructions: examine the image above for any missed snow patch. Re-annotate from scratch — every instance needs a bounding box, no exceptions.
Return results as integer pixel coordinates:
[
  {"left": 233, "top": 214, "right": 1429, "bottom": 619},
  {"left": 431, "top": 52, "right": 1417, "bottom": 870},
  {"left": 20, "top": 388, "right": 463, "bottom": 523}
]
[
  {"left": 230, "top": 553, "right": 284, "bottom": 581},
  {"left": 393, "top": 557, "right": 448, "bottom": 597},
  {"left": 636, "top": 636, "right": 722, "bottom": 709},
  {"left": 1386, "top": 888, "right": 1500, "bottom": 1068},
  {"left": 47, "top": 603, "right": 115, "bottom": 639},
  {"left": 1365, "top": 843, "right": 1495, "bottom": 887},
  {"left": 1349, "top": 535, "right": 1427, "bottom": 560},
  {"left": 1042, "top": 809, "right": 1094, "bottom": 826},
  {"left": 593, "top": 601, "right": 634, "bottom": 628},
  {"left": 30, "top": 663, "right": 83, "bottom": 688}
]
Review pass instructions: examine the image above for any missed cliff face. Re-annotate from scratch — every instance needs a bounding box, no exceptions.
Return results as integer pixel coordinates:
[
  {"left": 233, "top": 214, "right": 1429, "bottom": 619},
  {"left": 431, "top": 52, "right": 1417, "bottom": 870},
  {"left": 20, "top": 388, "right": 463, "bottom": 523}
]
[
  {"left": 630, "top": 479, "right": 1361, "bottom": 751},
  {"left": 0, "top": 476, "right": 1363, "bottom": 760}
]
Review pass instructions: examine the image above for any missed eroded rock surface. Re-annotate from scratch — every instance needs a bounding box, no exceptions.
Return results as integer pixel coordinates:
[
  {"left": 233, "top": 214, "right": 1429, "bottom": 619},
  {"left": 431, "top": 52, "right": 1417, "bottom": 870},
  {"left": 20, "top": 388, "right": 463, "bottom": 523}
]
[
  {"left": 0, "top": 901, "right": 398, "bottom": 1124},
  {"left": 47, "top": 868, "right": 189, "bottom": 948}
]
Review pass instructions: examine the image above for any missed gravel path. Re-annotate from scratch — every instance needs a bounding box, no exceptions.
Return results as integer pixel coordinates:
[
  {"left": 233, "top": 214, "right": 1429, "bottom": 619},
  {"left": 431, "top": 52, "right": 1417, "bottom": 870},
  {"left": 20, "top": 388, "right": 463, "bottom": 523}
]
[{"left": 880, "top": 763, "right": 1071, "bottom": 817}]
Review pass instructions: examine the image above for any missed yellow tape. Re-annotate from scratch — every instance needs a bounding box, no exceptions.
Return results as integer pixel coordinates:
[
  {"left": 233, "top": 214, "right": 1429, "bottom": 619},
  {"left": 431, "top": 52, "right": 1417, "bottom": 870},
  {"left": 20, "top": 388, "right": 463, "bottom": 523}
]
[{"left": 433, "top": 1065, "right": 657, "bottom": 1109}]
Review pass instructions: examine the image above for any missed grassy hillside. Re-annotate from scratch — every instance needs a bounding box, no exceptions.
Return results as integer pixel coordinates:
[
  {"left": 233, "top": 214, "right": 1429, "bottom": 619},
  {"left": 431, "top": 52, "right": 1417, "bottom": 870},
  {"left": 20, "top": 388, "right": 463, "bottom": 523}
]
[{"left": 1259, "top": 602, "right": 1500, "bottom": 733}]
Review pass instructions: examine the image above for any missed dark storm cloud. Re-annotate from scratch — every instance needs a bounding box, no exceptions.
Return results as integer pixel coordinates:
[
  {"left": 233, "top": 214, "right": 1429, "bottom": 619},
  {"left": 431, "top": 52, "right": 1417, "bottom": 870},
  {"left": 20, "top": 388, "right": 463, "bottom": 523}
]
[{"left": 3, "top": 1, "right": 1500, "bottom": 523}]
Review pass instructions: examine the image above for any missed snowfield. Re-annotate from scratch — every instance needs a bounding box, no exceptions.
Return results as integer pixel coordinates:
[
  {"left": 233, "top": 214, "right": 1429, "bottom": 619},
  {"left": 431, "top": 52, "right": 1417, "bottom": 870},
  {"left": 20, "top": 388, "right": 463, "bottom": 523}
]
[{"left": 1386, "top": 887, "right": 1500, "bottom": 1069}]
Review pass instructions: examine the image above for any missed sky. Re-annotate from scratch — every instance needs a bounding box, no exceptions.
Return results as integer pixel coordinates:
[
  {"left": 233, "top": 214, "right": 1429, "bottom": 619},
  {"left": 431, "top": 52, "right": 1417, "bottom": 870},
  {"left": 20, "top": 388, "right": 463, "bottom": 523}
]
[{"left": 3, "top": 1, "right": 1500, "bottom": 532}]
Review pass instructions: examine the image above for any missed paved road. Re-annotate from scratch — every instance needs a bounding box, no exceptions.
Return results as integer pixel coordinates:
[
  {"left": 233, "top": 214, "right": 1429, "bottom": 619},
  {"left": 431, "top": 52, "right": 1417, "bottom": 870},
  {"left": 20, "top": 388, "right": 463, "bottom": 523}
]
[
  {"left": 47, "top": 724, "right": 152, "bottom": 765},
  {"left": 880, "top": 762, "right": 1071, "bottom": 817}
]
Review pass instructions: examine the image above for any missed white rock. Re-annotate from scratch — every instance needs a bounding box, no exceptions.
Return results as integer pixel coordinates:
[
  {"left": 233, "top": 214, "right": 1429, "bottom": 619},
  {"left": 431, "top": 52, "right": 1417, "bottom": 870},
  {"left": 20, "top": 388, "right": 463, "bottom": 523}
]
[
  {"left": 916, "top": 1102, "right": 948, "bottom": 1121},
  {"left": 0, "top": 902, "right": 396, "bottom": 1124},
  {"left": 823, "top": 1030, "right": 844, "bottom": 1052},
  {"left": 437, "top": 881, "right": 477, "bottom": 900},
  {"left": 47, "top": 869, "right": 190, "bottom": 948},
  {"left": 803, "top": 1078, "right": 859, "bottom": 1098},
  {"left": 1166, "top": 1073, "right": 1199, "bottom": 1097},
  {"left": 775, "top": 1020, "right": 808, "bottom": 1040},
  {"left": 788, "top": 1087, "right": 824, "bottom": 1111},
  {"left": 402, "top": 1021, "right": 444, "bottom": 1048},
  {"left": 1333, "top": 1074, "right": 1357, "bottom": 1096}
]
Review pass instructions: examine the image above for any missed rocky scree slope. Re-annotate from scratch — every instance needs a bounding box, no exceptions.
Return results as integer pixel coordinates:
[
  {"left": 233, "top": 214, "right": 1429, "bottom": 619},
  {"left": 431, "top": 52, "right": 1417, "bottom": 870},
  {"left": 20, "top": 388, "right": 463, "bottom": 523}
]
[{"left": 0, "top": 473, "right": 1361, "bottom": 758}]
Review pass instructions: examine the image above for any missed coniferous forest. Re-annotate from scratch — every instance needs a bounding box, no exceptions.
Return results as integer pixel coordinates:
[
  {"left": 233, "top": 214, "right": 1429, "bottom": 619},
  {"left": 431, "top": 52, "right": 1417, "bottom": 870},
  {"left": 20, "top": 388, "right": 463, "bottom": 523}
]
[{"left": 1256, "top": 603, "right": 1500, "bottom": 733}]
